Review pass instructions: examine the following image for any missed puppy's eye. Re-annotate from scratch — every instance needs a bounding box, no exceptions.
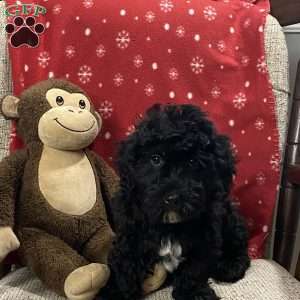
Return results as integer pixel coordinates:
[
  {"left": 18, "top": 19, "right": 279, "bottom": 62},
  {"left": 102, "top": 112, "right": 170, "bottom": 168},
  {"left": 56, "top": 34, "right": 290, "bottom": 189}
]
[
  {"left": 56, "top": 96, "right": 64, "bottom": 106},
  {"left": 151, "top": 154, "right": 164, "bottom": 167},
  {"left": 79, "top": 100, "right": 86, "bottom": 109},
  {"left": 189, "top": 159, "right": 195, "bottom": 166}
]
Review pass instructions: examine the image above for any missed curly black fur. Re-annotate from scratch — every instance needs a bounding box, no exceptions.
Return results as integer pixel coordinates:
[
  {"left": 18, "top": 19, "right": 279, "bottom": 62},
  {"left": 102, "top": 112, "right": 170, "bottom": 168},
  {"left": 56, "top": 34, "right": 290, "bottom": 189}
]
[{"left": 103, "top": 104, "right": 250, "bottom": 300}]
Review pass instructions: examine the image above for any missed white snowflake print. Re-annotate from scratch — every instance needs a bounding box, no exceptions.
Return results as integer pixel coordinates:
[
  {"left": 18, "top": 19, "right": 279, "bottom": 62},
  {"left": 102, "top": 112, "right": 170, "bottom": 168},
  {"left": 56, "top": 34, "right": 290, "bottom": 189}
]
[
  {"left": 233, "top": 92, "right": 247, "bottom": 109},
  {"left": 255, "top": 118, "right": 264, "bottom": 130},
  {"left": 257, "top": 56, "right": 267, "bottom": 74},
  {"left": 217, "top": 40, "right": 226, "bottom": 53},
  {"left": 37, "top": 51, "right": 50, "bottom": 68},
  {"left": 160, "top": 0, "right": 174, "bottom": 13},
  {"left": 168, "top": 68, "right": 179, "bottom": 80},
  {"left": 203, "top": 6, "right": 217, "bottom": 21},
  {"left": 241, "top": 55, "right": 250, "bottom": 67},
  {"left": 231, "top": 143, "right": 238, "bottom": 156},
  {"left": 243, "top": 18, "right": 251, "bottom": 28},
  {"left": 78, "top": 65, "right": 92, "bottom": 84},
  {"left": 52, "top": 4, "right": 62, "bottom": 15},
  {"left": 133, "top": 55, "right": 143, "bottom": 68},
  {"left": 190, "top": 57, "right": 205, "bottom": 74},
  {"left": 144, "top": 84, "right": 155, "bottom": 97},
  {"left": 126, "top": 125, "right": 136, "bottom": 136},
  {"left": 113, "top": 73, "right": 124, "bottom": 87},
  {"left": 242, "top": 1, "right": 254, "bottom": 8},
  {"left": 270, "top": 153, "right": 280, "bottom": 172},
  {"left": 65, "top": 45, "right": 76, "bottom": 58},
  {"left": 83, "top": 0, "right": 94, "bottom": 8},
  {"left": 116, "top": 30, "right": 131, "bottom": 49},
  {"left": 176, "top": 26, "right": 185, "bottom": 38},
  {"left": 145, "top": 11, "right": 156, "bottom": 23},
  {"left": 96, "top": 44, "right": 106, "bottom": 58},
  {"left": 211, "top": 86, "right": 221, "bottom": 99},
  {"left": 248, "top": 245, "right": 258, "bottom": 259},
  {"left": 256, "top": 172, "right": 266, "bottom": 185},
  {"left": 98, "top": 101, "right": 113, "bottom": 119}
]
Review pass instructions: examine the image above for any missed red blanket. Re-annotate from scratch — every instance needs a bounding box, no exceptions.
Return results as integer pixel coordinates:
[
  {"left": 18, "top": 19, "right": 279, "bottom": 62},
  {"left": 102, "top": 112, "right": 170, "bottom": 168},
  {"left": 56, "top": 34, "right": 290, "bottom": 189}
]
[{"left": 7, "top": 0, "right": 279, "bottom": 258}]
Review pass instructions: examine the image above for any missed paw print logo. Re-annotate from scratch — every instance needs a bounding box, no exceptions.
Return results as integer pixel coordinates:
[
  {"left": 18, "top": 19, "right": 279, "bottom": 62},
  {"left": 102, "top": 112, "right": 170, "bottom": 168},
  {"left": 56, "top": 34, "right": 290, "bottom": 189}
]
[{"left": 5, "top": 16, "right": 45, "bottom": 48}]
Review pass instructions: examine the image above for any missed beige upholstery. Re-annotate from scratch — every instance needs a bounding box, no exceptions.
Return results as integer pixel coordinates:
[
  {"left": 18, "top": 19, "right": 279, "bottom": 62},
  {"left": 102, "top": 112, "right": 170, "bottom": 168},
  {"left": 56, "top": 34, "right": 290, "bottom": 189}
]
[
  {"left": 0, "top": 5, "right": 297, "bottom": 300},
  {"left": 0, "top": 260, "right": 299, "bottom": 300}
]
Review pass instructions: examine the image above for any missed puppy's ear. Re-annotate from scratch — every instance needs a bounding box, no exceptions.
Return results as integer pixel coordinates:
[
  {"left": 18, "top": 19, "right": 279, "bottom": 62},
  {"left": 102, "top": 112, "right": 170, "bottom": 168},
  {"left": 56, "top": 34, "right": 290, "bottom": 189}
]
[
  {"left": 213, "top": 134, "right": 235, "bottom": 193},
  {"left": 145, "top": 103, "right": 162, "bottom": 119}
]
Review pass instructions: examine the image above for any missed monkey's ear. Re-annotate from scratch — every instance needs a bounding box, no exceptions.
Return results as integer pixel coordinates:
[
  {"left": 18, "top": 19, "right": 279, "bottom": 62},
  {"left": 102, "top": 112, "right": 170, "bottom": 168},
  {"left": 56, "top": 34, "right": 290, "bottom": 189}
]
[{"left": 1, "top": 95, "right": 20, "bottom": 119}]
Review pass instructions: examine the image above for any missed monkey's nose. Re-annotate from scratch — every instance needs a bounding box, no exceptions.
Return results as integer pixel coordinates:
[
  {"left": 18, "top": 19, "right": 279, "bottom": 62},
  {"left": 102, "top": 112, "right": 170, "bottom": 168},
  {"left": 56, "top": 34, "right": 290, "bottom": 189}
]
[{"left": 68, "top": 109, "right": 74, "bottom": 113}]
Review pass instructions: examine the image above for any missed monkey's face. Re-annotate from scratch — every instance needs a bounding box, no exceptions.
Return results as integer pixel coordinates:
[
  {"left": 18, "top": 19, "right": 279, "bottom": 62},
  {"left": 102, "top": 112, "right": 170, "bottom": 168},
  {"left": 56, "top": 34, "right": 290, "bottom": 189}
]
[{"left": 38, "top": 88, "right": 100, "bottom": 150}]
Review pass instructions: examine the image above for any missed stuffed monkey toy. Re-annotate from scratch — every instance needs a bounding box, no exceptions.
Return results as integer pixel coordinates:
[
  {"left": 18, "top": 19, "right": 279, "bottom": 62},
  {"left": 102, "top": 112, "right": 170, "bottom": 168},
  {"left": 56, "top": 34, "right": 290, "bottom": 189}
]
[{"left": 0, "top": 79, "right": 166, "bottom": 300}]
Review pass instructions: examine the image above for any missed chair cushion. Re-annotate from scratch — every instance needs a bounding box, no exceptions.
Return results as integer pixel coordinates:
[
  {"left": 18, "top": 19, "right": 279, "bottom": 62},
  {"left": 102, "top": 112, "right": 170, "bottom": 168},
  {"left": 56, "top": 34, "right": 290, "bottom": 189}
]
[{"left": 0, "top": 260, "right": 299, "bottom": 300}]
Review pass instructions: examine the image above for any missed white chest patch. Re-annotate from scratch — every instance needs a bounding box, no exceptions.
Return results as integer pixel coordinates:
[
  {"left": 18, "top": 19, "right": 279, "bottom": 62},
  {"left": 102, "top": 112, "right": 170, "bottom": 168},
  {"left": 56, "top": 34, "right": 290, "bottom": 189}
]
[
  {"left": 39, "top": 147, "right": 97, "bottom": 216},
  {"left": 159, "top": 237, "right": 184, "bottom": 273}
]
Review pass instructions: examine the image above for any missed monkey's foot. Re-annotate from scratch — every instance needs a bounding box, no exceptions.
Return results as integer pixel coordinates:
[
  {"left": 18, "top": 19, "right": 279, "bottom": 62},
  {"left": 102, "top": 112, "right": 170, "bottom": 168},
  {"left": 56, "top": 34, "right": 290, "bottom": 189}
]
[
  {"left": 64, "top": 263, "right": 110, "bottom": 300},
  {"left": 143, "top": 263, "right": 167, "bottom": 295}
]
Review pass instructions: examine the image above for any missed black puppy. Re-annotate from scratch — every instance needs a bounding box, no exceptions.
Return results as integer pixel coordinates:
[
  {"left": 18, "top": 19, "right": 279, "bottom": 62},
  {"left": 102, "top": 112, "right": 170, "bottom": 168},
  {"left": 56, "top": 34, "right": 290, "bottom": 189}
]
[{"left": 106, "top": 104, "right": 250, "bottom": 300}]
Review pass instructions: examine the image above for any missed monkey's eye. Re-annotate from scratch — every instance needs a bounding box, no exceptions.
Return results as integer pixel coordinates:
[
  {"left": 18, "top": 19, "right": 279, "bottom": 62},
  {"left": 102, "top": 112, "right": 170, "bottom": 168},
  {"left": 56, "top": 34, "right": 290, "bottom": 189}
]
[
  {"left": 151, "top": 154, "right": 164, "bottom": 167},
  {"left": 79, "top": 100, "right": 86, "bottom": 109},
  {"left": 56, "top": 96, "right": 64, "bottom": 106}
]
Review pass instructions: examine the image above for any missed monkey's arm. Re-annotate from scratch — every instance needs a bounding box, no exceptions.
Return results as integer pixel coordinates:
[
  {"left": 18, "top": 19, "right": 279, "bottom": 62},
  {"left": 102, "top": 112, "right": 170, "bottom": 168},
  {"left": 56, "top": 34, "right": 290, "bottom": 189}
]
[
  {"left": 0, "top": 149, "right": 27, "bottom": 262},
  {"left": 87, "top": 150, "right": 120, "bottom": 228},
  {"left": 88, "top": 151, "right": 120, "bottom": 202}
]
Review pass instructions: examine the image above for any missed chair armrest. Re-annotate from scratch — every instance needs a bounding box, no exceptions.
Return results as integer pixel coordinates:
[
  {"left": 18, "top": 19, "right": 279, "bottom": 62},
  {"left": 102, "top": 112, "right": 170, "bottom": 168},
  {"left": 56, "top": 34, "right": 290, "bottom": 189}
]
[
  {"left": 287, "top": 164, "right": 300, "bottom": 184},
  {"left": 270, "top": 0, "right": 300, "bottom": 26}
]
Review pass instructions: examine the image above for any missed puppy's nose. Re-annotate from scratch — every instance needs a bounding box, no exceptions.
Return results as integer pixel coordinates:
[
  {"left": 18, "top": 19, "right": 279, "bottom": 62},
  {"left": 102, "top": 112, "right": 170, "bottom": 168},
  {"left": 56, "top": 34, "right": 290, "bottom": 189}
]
[{"left": 165, "top": 194, "right": 179, "bottom": 205}]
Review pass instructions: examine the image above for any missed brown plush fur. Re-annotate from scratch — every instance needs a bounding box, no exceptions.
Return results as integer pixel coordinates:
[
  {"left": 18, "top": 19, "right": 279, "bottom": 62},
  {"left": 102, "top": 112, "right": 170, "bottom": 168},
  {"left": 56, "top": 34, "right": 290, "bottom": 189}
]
[{"left": 0, "top": 79, "right": 119, "bottom": 296}]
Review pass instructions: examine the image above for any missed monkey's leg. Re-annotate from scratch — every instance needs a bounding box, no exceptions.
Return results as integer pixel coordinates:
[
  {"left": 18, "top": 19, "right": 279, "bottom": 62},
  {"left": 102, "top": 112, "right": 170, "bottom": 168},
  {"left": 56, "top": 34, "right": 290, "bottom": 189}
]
[{"left": 19, "top": 228, "right": 110, "bottom": 300}]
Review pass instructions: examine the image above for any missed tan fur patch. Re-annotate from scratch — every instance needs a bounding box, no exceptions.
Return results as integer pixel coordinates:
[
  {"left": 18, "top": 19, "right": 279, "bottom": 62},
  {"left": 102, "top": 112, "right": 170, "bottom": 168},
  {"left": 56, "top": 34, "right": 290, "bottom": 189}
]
[{"left": 38, "top": 146, "right": 97, "bottom": 215}]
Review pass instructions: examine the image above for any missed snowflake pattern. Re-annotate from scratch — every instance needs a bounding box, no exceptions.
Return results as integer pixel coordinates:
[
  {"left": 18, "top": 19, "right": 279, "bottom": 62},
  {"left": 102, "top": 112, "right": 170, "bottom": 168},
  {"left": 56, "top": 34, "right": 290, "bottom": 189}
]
[
  {"left": 96, "top": 44, "right": 106, "bottom": 58},
  {"left": 116, "top": 30, "right": 131, "bottom": 49},
  {"left": 217, "top": 40, "right": 226, "bottom": 53},
  {"left": 233, "top": 92, "right": 247, "bottom": 109},
  {"left": 243, "top": 18, "right": 251, "bottom": 28},
  {"left": 176, "top": 26, "right": 185, "bottom": 38},
  {"left": 37, "top": 51, "right": 50, "bottom": 68},
  {"left": 241, "top": 56, "right": 250, "bottom": 67},
  {"left": 77, "top": 65, "right": 92, "bottom": 84},
  {"left": 255, "top": 118, "right": 265, "bottom": 130},
  {"left": 113, "top": 73, "right": 124, "bottom": 87},
  {"left": 52, "top": 4, "right": 62, "bottom": 15},
  {"left": 65, "top": 46, "right": 76, "bottom": 59},
  {"left": 211, "top": 86, "right": 221, "bottom": 99},
  {"left": 203, "top": 6, "right": 217, "bottom": 21},
  {"left": 231, "top": 143, "right": 238, "bottom": 156},
  {"left": 144, "top": 84, "right": 155, "bottom": 96},
  {"left": 270, "top": 154, "right": 280, "bottom": 172},
  {"left": 256, "top": 172, "right": 266, "bottom": 185},
  {"left": 257, "top": 56, "right": 267, "bottom": 74},
  {"left": 145, "top": 11, "right": 156, "bottom": 23},
  {"left": 168, "top": 68, "right": 179, "bottom": 80},
  {"left": 248, "top": 245, "right": 259, "bottom": 259},
  {"left": 98, "top": 100, "right": 113, "bottom": 119},
  {"left": 160, "top": 0, "right": 174, "bottom": 13},
  {"left": 126, "top": 125, "right": 136, "bottom": 136},
  {"left": 133, "top": 55, "right": 143, "bottom": 68},
  {"left": 190, "top": 57, "right": 205, "bottom": 74},
  {"left": 83, "top": 0, "right": 94, "bottom": 9}
]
